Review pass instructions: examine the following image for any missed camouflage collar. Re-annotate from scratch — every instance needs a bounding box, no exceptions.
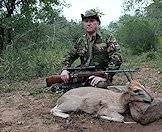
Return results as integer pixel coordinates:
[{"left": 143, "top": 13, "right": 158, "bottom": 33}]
[{"left": 85, "top": 32, "right": 102, "bottom": 42}]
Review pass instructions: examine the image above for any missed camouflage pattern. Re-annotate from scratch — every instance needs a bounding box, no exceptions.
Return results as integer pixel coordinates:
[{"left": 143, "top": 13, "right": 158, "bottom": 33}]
[
  {"left": 63, "top": 33, "right": 122, "bottom": 69},
  {"left": 62, "top": 33, "right": 123, "bottom": 88},
  {"left": 81, "top": 9, "right": 101, "bottom": 24}
]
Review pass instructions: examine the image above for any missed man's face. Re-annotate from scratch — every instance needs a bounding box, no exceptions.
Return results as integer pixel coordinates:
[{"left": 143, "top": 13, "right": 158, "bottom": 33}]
[{"left": 83, "top": 18, "right": 99, "bottom": 35}]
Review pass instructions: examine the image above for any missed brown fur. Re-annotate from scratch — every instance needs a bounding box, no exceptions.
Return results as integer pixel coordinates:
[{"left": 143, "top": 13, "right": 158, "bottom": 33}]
[
  {"left": 130, "top": 98, "right": 162, "bottom": 125},
  {"left": 51, "top": 80, "right": 153, "bottom": 123}
]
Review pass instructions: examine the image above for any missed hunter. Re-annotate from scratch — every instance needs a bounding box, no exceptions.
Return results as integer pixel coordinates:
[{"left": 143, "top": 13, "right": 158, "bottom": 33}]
[{"left": 51, "top": 9, "right": 122, "bottom": 91}]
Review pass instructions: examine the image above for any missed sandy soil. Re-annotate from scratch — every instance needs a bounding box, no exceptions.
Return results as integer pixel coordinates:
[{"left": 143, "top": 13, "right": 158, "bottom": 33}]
[{"left": 0, "top": 67, "right": 162, "bottom": 132}]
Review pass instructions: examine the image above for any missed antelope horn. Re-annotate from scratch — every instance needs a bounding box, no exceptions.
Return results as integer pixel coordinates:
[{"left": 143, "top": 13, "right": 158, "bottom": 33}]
[
  {"left": 124, "top": 72, "right": 132, "bottom": 82},
  {"left": 129, "top": 69, "right": 133, "bottom": 80}
]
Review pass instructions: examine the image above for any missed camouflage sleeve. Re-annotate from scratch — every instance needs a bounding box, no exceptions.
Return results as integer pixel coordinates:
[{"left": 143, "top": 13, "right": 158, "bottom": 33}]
[
  {"left": 62, "top": 39, "right": 80, "bottom": 68},
  {"left": 106, "top": 34, "right": 120, "bottom": 55},
  {"left": 106, "top": 35, "right": 123, "bottom": 70}
]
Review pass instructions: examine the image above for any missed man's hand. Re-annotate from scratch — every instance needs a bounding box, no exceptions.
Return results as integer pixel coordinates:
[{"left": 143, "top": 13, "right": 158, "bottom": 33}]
[
  {"left": 60, "top": 70, "right": 70, "bottom": 82},
  {"left": 89, "top": 75, "right": 106, "bottom": 86}
]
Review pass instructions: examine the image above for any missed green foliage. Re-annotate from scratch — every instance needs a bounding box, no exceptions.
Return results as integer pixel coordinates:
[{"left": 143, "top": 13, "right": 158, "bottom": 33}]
[
  {"left": 158, "top": 36, "right": 162, "bottom": 70},
  {"left": 123, "top": 0, "right": 162, "bottom": 36},
  {"left": 115, "top": 15, "right": 157, "bottom": 55},
  {"left": 0, "top": 81, "right": 25, "bottom": 93},
  {"left": 0, "top": 0, "right": 161, "bottom": 82},
  {"left": 0, "top": 0, "right": 66, "bottom": 49},
  {"left": 0, "top": 18, "right": 83, "bottom": 81},
  {"left": 146, "top": 1, "right": 162, "bottom": 19},
  {"left": 0, "top": 43, "right": 68, "bottom": 80},
  {"left": 121, "top": 50, "right": 160, "bottom": 69},
  {"left": 89, "top": 8, "right": 105, "bottom": 17},
  {"left": 123, "top": 0, "right": 150, "bottom": 14},
  {"left": 0, "top": 0, "right": 83, "bottom": 81},
  {"left": 0, "top": 83, "right": 16, "bottom": 93},
  {"left": 29, "top": 86, "right": 45, "bottom": 96}
]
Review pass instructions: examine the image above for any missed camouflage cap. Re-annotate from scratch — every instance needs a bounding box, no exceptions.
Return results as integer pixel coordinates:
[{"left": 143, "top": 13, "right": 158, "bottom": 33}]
[{"left": 81, "top": 9, "right": 101, "bottom": 24}]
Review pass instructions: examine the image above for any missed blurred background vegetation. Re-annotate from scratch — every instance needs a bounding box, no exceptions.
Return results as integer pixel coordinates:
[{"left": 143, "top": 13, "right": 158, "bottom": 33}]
[{"left": 0, "top": 0, "right": 161, "bottom": 81}]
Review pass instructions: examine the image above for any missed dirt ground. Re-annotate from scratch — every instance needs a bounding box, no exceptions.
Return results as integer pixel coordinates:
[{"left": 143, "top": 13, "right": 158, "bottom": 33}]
[{"left": 0, "top": 67, "right": 162, "bottom": 132}]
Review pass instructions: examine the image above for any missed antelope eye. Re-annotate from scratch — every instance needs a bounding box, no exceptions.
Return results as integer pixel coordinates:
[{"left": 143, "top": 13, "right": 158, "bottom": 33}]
[{"left": 133, "top": 89, "right": 140, "bottom": 93}]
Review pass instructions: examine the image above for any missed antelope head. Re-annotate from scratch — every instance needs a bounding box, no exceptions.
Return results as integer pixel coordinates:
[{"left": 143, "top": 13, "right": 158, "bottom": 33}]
[
  {"left": 123, "top": 73, "right": 154, "bottom": 104},
  {"left": 126, "top": 80, "right": 154, "bottom": 103}
]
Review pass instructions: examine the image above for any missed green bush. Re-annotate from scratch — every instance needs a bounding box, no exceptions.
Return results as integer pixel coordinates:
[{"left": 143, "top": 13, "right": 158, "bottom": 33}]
[
  {"left": 0, "top": 43, "right": 69, "bottom": 80},
  {"left": 116, "top": 16, "right": 157, "bottom": 55},
  {"left": 0, "top": 18, "right": 83, "bottom": 81}
]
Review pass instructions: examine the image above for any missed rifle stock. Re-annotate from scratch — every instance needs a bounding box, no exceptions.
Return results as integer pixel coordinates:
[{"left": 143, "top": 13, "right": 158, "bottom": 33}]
[
  {"left": 46, "top": 75, "right": 63, "bottom": 87},
  {"left": 46, "top": 67, "right": 139, "bottom": 87}
]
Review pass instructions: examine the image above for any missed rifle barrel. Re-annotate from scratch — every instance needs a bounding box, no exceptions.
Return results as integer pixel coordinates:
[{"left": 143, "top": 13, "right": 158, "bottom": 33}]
[
  {"left": 105, "top": 68, "right": 139, "bottom": 73},
  {"left": 63, "top": 66, "right": 96, "bottom": 71},
  {"left": 46, "top": 68, "right": 139, "bottom": 87}
]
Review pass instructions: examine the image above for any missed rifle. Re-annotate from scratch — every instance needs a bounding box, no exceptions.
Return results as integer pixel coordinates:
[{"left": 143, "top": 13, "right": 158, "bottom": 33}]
[{"left": 46, "top": 66, "right": 139, "bottom": 87}]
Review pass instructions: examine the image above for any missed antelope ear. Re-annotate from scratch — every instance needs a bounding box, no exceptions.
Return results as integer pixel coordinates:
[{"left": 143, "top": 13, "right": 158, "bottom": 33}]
[
  {"left": 122, "top": 86, "right": 128, "bottom": 92},
  {"left": 124, "top": 72, "right": 132, "bottom": 82}
]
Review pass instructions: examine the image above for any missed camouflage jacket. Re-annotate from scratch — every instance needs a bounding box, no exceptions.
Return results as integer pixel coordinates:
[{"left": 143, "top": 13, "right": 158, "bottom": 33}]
[{"left": 62, "top": 33, "right": 122, "bottom": 70}]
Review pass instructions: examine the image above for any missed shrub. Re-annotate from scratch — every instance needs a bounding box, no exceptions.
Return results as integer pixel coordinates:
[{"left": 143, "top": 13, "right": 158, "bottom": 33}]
[{"left": 116, "top": 16, "right": 157, "bottom": 55}]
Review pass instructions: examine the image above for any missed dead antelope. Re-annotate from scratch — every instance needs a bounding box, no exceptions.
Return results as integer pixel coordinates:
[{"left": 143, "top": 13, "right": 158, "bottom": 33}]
[{"left": 50, "top": 78, "right": 153, "bottom": 123}]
